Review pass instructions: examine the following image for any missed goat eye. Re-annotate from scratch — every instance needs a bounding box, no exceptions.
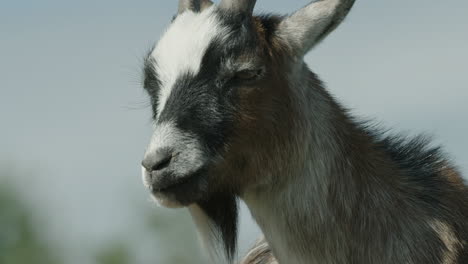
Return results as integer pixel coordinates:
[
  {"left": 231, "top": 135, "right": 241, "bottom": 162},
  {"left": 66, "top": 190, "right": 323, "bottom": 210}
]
[{"left": 234, "top": 69, "right": 262, "bottom": 81}]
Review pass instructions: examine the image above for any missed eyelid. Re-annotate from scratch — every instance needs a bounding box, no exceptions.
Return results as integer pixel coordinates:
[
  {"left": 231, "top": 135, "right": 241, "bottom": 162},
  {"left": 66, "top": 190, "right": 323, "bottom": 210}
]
[
  {"left": 233, "top": 68, "right": 264, "bottom": 81},
  {"left": 236, "top": 69, "right": 256, "bottom": 78}
]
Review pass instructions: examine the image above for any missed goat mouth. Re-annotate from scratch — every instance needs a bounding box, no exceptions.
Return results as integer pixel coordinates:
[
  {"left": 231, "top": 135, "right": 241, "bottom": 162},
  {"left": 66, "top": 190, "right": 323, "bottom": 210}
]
[{"left": 151, "top": 171, "right": 203, "bottom": 195}]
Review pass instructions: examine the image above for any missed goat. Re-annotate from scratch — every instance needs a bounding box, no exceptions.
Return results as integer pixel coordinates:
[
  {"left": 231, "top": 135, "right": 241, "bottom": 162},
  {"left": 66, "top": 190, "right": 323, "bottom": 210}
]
[{"left": 140, "top": 0, "right": 468, "bottom": 263}]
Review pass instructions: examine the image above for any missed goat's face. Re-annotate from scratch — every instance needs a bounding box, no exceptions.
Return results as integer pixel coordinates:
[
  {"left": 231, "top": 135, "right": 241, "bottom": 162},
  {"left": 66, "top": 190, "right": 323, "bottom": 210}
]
[
  {"left": 141, "top": 0, "right": 354, "bottom": 207},
  {"left": 141, "top": 6, "right": 285, "bottom": 207}
]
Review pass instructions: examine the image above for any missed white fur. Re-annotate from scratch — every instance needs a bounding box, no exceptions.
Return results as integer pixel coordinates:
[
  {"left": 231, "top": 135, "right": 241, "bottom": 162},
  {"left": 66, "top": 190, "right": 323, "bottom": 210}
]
[
  {"left": 141, "top": 166, "right": 151, "bottom": 189},
  {"left": 145, "top": 121, "right": 182, "bottom": 157},
  {"left": 151, "top": 191, "right": 184, "bottom": 208},
  {"left": 150, "top": 6, "right": 230, "bottom": 119}
]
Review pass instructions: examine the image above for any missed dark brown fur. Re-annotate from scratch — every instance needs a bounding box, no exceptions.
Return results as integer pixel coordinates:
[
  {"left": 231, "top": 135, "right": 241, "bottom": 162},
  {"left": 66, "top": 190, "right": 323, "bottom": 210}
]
[{"left": 235, "top": 17, "right": 468, "bottom": 261}]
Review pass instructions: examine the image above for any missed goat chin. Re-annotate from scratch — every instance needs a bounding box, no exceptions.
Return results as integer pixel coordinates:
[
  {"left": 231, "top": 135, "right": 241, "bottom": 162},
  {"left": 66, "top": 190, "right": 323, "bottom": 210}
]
[{"left": 150, "top": 193, "right": 185, "bottom": 209}]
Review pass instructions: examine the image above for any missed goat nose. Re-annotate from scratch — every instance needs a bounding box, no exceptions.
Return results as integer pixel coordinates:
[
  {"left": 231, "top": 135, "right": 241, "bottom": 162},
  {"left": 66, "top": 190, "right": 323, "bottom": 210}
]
[{"left": 142, "top": 148, "right": 173, "bottom": 172}]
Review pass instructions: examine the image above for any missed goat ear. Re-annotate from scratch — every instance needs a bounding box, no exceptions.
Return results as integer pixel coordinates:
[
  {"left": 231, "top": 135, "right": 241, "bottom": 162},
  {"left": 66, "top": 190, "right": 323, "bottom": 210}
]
[
  {"left": 277, "top": 0, "right": 355, "bottom": 56},
  {"left": 200, "top": 0, "right": 214, "bottom": 11},
  {"left": 178, "top": 0, "right": 198, "bottom": 14},
  {"left": 178, "top": 0, "right": 213, "bottom": 14},
  {"left": 219, "top": 0, "right": 257, "bottom": 15}
]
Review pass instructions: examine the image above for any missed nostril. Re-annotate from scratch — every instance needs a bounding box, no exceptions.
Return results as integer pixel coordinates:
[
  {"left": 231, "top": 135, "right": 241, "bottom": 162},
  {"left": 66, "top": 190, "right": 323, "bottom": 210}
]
[{"left": 152, "top": 154, "right": 172, "bottom": 171}]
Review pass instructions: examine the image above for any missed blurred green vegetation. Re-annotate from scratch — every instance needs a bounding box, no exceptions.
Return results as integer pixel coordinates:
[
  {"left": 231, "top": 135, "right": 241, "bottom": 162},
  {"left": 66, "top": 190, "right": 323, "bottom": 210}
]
[
  {"left": 0, "top": 183, "right": 61, "bottom": 264},
  {"left": 94, "top": 242, "right": 132, "bottom": 264},
  {"left": 0, "top": 174, "right": 205, "bottom": 264}
]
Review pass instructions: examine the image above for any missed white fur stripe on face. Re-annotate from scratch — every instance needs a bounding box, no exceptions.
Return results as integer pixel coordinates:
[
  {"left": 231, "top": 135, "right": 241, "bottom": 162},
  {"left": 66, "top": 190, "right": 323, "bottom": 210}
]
[{"left": 150, "top": 6, "right": 229, "bottom": 119}]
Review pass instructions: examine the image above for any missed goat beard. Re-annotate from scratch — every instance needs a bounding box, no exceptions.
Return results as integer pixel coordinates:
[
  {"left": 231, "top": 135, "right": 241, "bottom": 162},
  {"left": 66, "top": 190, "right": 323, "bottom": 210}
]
[{"left": 197, "top": 193, "right": 239, "bottom": 263}]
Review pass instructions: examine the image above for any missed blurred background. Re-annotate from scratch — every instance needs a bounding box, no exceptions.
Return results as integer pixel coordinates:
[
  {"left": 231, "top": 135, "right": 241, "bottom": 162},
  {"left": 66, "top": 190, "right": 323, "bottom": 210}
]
[{"left": 1, "top": 0, "right": 467, "bottom": 263}]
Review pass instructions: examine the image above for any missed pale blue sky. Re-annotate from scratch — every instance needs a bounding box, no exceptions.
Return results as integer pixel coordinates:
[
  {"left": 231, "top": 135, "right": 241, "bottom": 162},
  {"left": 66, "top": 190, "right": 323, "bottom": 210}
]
[{"left": 1, "top": 1, "right": 467, "bottom": 263}]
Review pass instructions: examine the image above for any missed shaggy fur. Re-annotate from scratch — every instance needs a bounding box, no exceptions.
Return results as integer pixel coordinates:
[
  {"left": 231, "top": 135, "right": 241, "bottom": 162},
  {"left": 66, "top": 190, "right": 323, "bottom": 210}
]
[{"left": 141, "top": 1, "right": 468, "bottom": 263}]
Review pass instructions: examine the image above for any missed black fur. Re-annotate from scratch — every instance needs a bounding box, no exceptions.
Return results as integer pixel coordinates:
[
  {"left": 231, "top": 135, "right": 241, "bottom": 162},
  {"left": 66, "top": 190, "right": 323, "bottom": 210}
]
[
  {"left": 371, "top": 131, "right": 468, "bottom": 213},
  {"left": 143, "top": 56, "right": 161, "bottom": 119}
]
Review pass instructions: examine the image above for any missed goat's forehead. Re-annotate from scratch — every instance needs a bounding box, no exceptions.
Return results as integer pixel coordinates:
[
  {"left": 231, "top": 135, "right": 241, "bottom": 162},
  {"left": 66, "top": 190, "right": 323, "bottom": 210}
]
[{"left": 150, "top": 8, "right": 229, "bottom": 86}]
